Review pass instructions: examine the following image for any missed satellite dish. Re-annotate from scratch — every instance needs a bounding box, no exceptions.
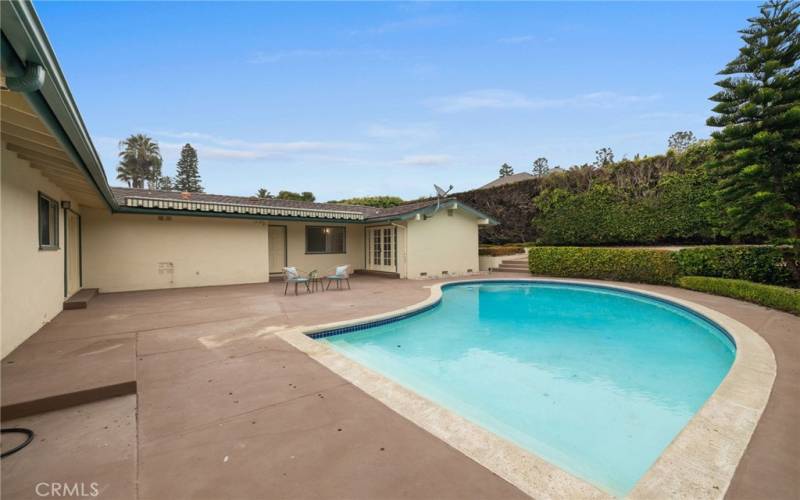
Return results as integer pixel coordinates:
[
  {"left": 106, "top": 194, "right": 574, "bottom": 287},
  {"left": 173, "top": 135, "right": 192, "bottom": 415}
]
[{"left": 434, "top": 184, "right": 453, "bottom": 197}]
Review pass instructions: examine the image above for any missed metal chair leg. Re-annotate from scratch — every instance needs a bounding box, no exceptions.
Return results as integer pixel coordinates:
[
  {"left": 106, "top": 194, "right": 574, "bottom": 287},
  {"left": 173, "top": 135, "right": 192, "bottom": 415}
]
[
  {"left": 346, "top": 278, "right": 351, "bottom": 290},
  {"left": 284, "top": 281, "right": 289, "bottom": 295}
]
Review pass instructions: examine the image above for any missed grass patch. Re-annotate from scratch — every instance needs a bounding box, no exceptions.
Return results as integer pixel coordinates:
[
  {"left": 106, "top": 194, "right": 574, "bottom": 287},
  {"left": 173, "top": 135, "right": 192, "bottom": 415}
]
[{"left": 678, "top": 276, "right": 800, "bottom": 316}]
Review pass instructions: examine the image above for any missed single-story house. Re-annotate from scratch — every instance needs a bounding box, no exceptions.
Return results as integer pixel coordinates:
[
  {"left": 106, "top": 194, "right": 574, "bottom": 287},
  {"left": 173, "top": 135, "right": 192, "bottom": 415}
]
[{"left": 0, "top": 2, "right": 497, "bottom": 357}]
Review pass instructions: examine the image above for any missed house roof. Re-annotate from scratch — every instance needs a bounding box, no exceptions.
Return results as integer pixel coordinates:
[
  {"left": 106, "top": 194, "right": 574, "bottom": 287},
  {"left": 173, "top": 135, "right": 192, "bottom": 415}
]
[
  {"left": 479, "top": 172, "right": 535, "bottom": 189},
  {"left": 112, "top": 187, "right": 498, "bottom": 224}
]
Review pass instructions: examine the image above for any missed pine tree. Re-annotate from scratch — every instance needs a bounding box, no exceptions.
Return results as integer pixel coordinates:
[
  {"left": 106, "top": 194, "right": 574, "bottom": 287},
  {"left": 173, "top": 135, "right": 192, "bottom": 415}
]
[
  {"left": 707, "top": 0, "right": 800, "bottom": 239},
  {"left": 498, "top": 163, "right": 514, "bottom": 177},
  {"left": 174, "top": 143, "right": 203, "bottom": 193},
  {"left": 532, "top": 157, "right": 550, "bottom": 177}
]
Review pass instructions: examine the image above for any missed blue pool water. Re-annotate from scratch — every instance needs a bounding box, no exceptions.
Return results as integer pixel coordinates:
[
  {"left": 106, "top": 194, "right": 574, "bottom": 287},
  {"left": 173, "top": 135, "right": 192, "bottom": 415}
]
[{"left": 321, "top": 282, "right": 735, "bottom": 495}]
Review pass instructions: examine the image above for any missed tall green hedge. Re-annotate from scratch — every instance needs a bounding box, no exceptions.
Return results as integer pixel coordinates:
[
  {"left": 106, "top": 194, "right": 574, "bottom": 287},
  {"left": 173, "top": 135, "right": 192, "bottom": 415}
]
[
  {"left": 532, "top": 169, "right": 720, "bottom": 245},
  {"left": 527, "top": 247, "right": 679, "bottom": 284},
  {"left": 674, "top": 246, "right": 796, "bottom": 286}
]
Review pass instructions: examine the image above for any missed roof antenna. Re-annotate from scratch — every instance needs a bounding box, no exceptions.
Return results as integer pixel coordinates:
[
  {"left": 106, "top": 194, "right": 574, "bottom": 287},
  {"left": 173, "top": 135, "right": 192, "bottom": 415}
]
[{"left": 433, "top": 183, "right": 453, "bottom": 212}]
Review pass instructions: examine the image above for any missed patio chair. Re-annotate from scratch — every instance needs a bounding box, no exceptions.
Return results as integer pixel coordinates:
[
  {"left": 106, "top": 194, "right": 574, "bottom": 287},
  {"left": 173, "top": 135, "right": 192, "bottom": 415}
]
[
  {"left": 283, "top": 266, "right": 310, "bottom": 295},
  {"left": 326, "top": 265, "right": 351, "bottom": 290}
]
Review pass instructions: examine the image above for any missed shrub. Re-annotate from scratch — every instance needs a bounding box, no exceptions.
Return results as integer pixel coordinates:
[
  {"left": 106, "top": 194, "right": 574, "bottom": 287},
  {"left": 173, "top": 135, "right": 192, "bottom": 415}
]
[
  {"left": 479, "top": 246, "right": 527, "bottom": 257},
  {"left": 528, "top": 247, "right": 679, "bottom": 284},
  {"left": 674, "top": 246, "right": 797, "bottom": 287},
  {"left": 678, "top": 277, "right": 800, "bottom": 316}
]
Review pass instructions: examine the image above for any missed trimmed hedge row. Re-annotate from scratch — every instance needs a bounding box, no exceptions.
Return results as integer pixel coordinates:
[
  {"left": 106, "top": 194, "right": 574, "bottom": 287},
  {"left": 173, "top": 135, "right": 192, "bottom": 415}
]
[
  {"left": 678, "top": 277, "right": 800, "bottom": 316},
  {"left": 527, "top": 245, "right": 799, "bottom": 287},
  {"left": 674, "top": 246, "right": 796, "bottom": 286},
  {"left": 527, "top": 247, "right": 679, "bottom": 284}
]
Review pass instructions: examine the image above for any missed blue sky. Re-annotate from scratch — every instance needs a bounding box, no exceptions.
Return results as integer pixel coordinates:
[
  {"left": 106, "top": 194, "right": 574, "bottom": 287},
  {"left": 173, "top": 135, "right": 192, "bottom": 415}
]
[{"left": 37, "top": 1, "right": 756, "bottom": 201}]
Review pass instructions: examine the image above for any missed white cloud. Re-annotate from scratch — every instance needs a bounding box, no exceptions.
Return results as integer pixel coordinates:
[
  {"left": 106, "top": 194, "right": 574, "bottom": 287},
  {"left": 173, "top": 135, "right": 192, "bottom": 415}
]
[
  {"left": 430, "top": 89, "right": 661, "bottom": 113},
  {"left": 395, "top": 154, "right": 451, "bottom": 166},
  {"left": 365, "top": 122, "right": 437, "bottom": 140},
  {"left": 149, "top": 131, "right": 359, "bottom": 161}
]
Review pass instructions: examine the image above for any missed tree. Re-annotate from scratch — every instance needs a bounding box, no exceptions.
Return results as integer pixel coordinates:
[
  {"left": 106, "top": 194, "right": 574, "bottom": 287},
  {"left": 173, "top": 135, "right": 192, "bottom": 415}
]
[
  {"left": 498, "top": 163, "right": 514, "bottom": 177},
  {"left": 276, "top": 190, "right": 315, "bottom": 202},
  {"left": 174, "top": 143, "right": 203, "bottom": 193},
  {"left": 594, "top": 147, "right": 615, "bottom": 168},
  {"left": 532, "top": 157, "right": 550, "bottom": 177},
  {"left": 329, "top": 196, "right": 404, "bottom": 208},
  {"left": 667, "top": 131, "right": 697, "bottom": 153},
  {"left": 117, "top": 134, "right": 162, "bottom": 188},
  {"left": 154, "top": 176, "right": 174, "bottom": 191},
  {"left": 256, "top": 188, "right": 272, "bottom": 198},
  {"left": 707, "top": 0, "right": 800, "bottom": 239}
]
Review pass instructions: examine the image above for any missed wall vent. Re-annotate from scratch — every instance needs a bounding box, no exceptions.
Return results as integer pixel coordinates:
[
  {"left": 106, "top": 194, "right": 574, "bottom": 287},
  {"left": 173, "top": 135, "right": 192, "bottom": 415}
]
[{"left": 419, "top": 272, "right": 427, "bottom": 277}]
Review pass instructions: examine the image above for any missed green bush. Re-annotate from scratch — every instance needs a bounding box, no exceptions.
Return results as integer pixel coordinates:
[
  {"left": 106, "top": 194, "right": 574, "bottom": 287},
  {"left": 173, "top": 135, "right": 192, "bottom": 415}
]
[
  {"left": 528, "top": 247, "right": 679, "bottom": 284},
  {"left": 674, "top": 246, "right": 796, "bottom": 287},
  {"left": 678, "top": 277, "right": 800, "bottom": 316}
]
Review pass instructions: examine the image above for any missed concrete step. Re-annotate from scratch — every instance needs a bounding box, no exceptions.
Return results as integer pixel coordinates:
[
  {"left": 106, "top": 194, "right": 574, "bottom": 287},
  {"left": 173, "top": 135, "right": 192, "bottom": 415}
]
[
  {"left": 63, "top": 288, "right": 99, "bottom": 310},
  {"left": 499, "top": 261, "right": 528, "bottom": 266}
]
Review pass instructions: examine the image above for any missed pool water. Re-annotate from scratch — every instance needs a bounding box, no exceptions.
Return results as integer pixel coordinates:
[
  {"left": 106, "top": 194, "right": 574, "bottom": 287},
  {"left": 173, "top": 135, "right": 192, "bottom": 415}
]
[{"left": 321, "top": 282, "right": 735, "bottom": 495}]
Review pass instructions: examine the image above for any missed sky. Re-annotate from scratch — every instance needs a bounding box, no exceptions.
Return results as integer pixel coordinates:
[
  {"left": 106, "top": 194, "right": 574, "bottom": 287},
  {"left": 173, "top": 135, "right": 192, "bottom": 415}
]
[{"left": 36, "top": 1, "right": 757, "bottom": 201}]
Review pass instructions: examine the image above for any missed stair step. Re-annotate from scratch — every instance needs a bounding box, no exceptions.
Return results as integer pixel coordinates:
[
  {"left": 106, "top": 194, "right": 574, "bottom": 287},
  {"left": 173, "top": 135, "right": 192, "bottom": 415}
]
[{"left": 63, "top": 288, "right": 99, "bottom": 310}]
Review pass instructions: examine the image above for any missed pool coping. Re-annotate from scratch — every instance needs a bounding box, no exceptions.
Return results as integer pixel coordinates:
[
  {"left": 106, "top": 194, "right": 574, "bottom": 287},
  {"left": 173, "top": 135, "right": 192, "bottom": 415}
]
[{"left": 275, "top": 278, "right": 776, "bottom": 499}]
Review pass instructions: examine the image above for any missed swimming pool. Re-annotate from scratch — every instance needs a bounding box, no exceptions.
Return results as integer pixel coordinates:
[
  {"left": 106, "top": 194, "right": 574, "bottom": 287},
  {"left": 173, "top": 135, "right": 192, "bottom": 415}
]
[{"left": 319, "top": 281, "right": 736, "bottom": 496}]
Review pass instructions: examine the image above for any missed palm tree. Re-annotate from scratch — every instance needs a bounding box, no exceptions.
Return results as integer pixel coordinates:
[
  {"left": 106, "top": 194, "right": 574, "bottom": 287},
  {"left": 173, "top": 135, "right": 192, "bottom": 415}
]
[{"left": 117, "top": 134, "right": 163, "bottom": 188}]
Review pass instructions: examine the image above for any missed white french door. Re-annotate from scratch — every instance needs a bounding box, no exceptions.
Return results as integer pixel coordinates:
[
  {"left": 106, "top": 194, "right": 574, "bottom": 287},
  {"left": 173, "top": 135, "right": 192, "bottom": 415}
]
[{"left": 367, "top": 226, "right": 395, "bottom": 272}]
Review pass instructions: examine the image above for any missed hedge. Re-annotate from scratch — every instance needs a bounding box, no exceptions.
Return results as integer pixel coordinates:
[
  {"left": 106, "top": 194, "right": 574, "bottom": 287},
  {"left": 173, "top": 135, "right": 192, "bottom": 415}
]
[
  {"left": 678, "top": 277, "right": 800, "bottom": 316},
  {"left": 674, "top": 246, "right": 796, "bottom": 287},
  {"left": 527, "top": 247, "right": 679, "bottom": 284}
]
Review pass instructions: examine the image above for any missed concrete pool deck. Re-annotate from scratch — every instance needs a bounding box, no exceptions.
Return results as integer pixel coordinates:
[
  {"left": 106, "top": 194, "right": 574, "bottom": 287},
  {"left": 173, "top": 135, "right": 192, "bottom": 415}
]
[{"left": 1, "top": 274, "right": 798, "bottom": 499}]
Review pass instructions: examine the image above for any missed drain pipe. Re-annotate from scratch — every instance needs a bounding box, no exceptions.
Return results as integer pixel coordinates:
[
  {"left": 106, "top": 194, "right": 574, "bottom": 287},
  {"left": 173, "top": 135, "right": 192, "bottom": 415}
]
[{"left": 1, "top": 47, "right": 45, "bottom": 92}]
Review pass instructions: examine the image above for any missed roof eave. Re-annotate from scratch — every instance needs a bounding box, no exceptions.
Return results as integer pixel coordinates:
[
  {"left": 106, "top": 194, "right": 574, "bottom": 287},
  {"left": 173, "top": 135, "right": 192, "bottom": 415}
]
[
  {"left": 366, "top": 199, "right": 499, "bottom": 225},
  {"left": 1, "top": 0, "right": 118, "bottom": 210}
]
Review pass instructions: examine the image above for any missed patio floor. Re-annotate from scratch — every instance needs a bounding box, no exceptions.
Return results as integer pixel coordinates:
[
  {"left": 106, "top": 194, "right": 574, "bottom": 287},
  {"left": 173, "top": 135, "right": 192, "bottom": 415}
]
[{"left": 1, "top": 274, "right": 798, "bottom": 499}]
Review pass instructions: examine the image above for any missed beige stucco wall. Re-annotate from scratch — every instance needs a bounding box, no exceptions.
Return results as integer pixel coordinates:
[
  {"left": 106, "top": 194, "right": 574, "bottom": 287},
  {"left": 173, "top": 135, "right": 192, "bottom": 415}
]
[
  {"left": 1, "top": 144, "right": 78, "bottom": 358},
  {"left": 82, "top": 209, "right": 270, "bottom": 293},
  {"left": 405, "top": 208, "right": 480, "bottom": 279},
  {"left": 275, "top": 221, "right": 364, "bottom": 275}
]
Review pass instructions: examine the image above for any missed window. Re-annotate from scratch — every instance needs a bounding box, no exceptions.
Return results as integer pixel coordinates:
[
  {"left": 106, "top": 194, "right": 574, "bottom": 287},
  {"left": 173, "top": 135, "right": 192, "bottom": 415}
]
[
  {"left": 305, "top": 226, "right": 346, "bottom": 254},
  {"left": 38, "top": 192, "right": 59, "bottom": 250}
]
